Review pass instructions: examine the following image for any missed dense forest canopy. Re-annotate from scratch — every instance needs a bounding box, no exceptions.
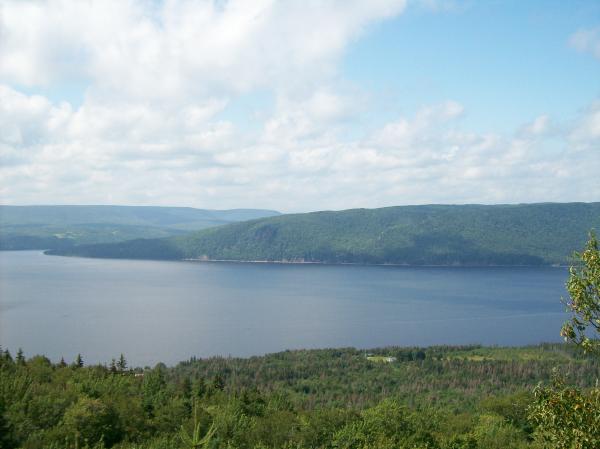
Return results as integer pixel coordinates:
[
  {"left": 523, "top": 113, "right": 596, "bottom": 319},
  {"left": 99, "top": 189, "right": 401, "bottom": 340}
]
[
  {"left": 49, "top": 202, "right": 600, "bottom": 266},
  {"left": 1, "top": 344, "right": 598, "bottom": 449}
]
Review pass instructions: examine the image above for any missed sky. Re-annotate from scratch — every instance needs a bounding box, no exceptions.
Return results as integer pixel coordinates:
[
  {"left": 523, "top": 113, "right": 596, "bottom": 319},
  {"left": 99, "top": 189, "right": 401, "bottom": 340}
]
[{"left": 0, "top": 0, "right": 599, "bottom": 212}]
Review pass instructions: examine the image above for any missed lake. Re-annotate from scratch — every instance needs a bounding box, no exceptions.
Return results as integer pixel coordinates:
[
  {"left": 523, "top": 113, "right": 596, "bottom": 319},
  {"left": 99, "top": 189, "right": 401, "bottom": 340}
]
[{"left": 0, "top": 250, "right": 570, "bottom": 366}]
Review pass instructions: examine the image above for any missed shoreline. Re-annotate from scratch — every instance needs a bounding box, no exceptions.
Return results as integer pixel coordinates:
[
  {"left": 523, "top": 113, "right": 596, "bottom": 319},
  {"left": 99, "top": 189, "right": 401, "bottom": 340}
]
[
  {"left": 0, "top": 341, "right": 571, "bottom": 369},
  {"left": 182, "top": 256, "right": 569, "bottom": 268},
  {"left": 2, "top": 249, "right": 570, "bottom": 268}
]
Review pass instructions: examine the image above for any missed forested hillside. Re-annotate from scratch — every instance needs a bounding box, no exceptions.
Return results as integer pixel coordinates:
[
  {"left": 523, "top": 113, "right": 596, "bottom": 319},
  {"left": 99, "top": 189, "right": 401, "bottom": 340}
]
[
  {"left": 1, "top": 344, "right": 598, "bottom": 449},
  {"left": 0, "top": 205, "right": 279, "bottom": 250},
  {"left": 50, "top": 202, "right": 600, "bottom": 266}
]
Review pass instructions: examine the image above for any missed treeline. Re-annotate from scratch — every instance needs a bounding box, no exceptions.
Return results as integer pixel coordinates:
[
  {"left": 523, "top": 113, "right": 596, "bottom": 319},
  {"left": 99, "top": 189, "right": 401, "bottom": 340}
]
[
  {"left": 1, "top": 344, "right": 598, "bottom": 449},
  {"left": 0, "top": 234, "right": 77, "bottom": 251},
  {"left": 49, "top": 202, "right": 600, "bottom": 266}
]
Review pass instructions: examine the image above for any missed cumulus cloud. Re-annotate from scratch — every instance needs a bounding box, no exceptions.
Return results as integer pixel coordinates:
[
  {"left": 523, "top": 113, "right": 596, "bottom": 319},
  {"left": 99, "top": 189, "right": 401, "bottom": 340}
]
[
  {"left": 0, "top": 1, "right": 598, "bottom": 211},
  {"left": 570, "top": 100, "right": 600, "bottom": 151},
  {"left": 2, "top": 79, "right": 598, "bottom": 211},
  {"left": 0, "top": 0, "right": 406, "bottom": 98},
  {"left": 518, "top": 115, "right": 551, "bottom": 137}
]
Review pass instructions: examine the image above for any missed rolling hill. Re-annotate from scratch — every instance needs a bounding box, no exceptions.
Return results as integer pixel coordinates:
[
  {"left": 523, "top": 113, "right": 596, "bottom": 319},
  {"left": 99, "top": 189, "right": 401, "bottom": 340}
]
[
  {"left": 46, "top": 202, "right": 600, "bottom": 266},
  {"left": 0, "top": 205, "right": 279, "bottom": 250}
]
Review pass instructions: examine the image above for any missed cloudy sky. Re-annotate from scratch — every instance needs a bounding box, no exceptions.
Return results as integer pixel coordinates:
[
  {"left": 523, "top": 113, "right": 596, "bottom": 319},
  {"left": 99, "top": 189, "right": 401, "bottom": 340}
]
[{"left": 1, "top": 0, "right": 599, "bottom": 212}]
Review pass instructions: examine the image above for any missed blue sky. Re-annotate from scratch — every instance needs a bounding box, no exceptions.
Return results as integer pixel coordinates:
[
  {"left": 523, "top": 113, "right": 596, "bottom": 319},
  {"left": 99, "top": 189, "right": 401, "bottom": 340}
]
[
  {"left": 211, "top": 0, "right": 600, "bottom": 137},
  {"left": 344, "top": 0, "right": 600, "bottom": 133},
  {"left": 0, "top": 0, "right": 599, "bottom": 211}
]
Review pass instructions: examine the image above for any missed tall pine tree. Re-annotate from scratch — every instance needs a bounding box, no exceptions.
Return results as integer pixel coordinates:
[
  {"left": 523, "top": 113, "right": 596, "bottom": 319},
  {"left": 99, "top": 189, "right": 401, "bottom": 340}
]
[
  {"left": 117, "top": 353, "right": 127, "bottom": 372},
  {"left": 73, "top": 353, "right": 84, "bottom": 368}
]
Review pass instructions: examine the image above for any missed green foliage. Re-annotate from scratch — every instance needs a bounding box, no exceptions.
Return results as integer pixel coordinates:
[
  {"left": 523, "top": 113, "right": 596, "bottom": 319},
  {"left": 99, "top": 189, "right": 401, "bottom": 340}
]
[
  {"left": 471, "top": 414, "right": 528, "bottom": 449},
  {"left": 54, "top": 203, "right": 600, "bottom": 266},
  {"left": 480, "top": 392, "right": 533, "bottom": 436},
  {"left": 0, "top": 400, "right": 16, "bottom": 449},
  {"left": 142, "top": 366, "right": 167, "bottom": 416},
  {"left": 74, "top": 354, "right": 84, "bottom": 369},
  {"left": 179, "top": 400, "right": 215, "bottom": 449},
  {"left": 16, "top": 348, "right": 25, "bottom": 366},
  {"left": 332, "top": 399, "right": 416, "bottom": 448},
  {"left": 528, "top": 232, "right": 600, "bottom": 449},
  {"left": 62, "top": 397, "right": 123, "bottom": 448},
  {"left": 117, "top": 355, "right": 128, "bottom": 372},
  {"left": 561, "top": 232, "right": 600, "bottom": 354},
  {"left": 529, "top": 374, "right": 600, "bottom": 449},
  {"left": 179, "top": 422, "right": 215, "bottom": 449},
  {"left": 212, "top": 374, "right": 225, "bottom": 392},
  {"left": 172, "top": 344, "right": 597, "bottom": 411},
  {"left": 1, "top": 345, "right": 598, "bottom": 449}
]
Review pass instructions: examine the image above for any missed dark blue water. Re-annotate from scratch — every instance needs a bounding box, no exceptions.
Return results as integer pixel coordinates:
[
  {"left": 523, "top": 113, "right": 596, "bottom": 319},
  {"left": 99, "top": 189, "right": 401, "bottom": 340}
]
[{"left": 0, "top": 251, "right": 569, "bottom": 366}]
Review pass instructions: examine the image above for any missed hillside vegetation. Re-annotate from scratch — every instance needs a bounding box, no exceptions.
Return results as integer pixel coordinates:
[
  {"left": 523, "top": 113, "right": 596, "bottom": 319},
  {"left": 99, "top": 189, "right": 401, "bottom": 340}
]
[
  {"left": 1, "top": 344, "right": 598, "bottom": 449},
  {"left": 49, "top": 202, "right": 600, "bottom": 266},
  {"left": 0, "top": 205, "right": 279, "bottom": 250}
]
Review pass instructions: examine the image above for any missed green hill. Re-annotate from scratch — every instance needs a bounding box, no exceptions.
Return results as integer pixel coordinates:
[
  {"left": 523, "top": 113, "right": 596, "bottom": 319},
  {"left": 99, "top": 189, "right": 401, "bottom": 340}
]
[
  {"left": 48, "top": 202, "right": 600, "bottom": 266},
  {"left": 0, "top": 205, "right": 279, "bottom": 250}
]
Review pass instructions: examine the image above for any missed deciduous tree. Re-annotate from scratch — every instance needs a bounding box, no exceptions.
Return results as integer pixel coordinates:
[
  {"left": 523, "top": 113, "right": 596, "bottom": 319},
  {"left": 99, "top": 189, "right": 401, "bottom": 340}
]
[
  {"left": 560, "top": 232, "right": 600, "bottom": 354},
  {"left": 529, "top": 232, "right": 600, "bottom": 449}
]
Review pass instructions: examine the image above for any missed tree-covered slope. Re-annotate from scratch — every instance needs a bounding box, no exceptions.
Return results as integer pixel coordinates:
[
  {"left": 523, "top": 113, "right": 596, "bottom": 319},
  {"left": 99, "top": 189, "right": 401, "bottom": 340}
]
[
  {"left": 0, "top": 205, "right": 279, "bottom": 250},
  {"left": 1, "top": 344, "right": 599, "bottom": 449},
  {"left": 49, "top": 203, "right": 600, "bottom": 265}
]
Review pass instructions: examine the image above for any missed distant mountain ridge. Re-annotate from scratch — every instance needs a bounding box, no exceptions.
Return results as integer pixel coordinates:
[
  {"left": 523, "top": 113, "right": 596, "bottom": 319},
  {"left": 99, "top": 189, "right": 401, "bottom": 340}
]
[
  {"left": 47, "top": 202, "right": 600, "bottom": 266},
  {"left": 0, "top": 205, "right": 280, "bottom": 250}
]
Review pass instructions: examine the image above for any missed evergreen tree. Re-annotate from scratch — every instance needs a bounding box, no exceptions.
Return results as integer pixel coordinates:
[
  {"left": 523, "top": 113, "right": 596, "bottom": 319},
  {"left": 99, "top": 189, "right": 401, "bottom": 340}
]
[
  {"left": 212, "top": 374, "right": 225, "bottom": 391},
  {"left": 73, "top": 353, "right": 84, "bottom": 368},
  {"left": 180, "top": 377, "right": 192, "bottom": 398},
  {"left": 58, "top": 357, "right": 67, "bottom": 368},
  {"left": 195, "top": 377, "right": 207, "bottom": 398},
  {"left": 179, "top": 398, "right": 215, "bottom": 449},
  {"left": 0, "top": 401, "right": 15, "bottom": 449},
  {"left": 117, "top": 353, "right": 127, "bottom": 372},
  {"left": 110, "top": 358, "right": 117, "bottom": 373},
  {"left": 15, "top": 348, "right": 25, "bottom": 366}
]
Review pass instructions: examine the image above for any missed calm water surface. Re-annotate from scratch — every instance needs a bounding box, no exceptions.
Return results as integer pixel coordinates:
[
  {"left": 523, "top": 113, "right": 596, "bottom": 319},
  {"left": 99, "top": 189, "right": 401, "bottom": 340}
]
[{"left": 0, "top": 251, "right": 569, "bottom": 366}]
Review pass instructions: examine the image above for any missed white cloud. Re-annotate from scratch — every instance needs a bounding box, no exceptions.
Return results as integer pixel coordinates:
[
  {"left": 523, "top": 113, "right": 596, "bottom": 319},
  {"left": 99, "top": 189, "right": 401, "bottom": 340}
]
[
  {"left": 569, "top": 27, "right": 600, "bottom": 60},
  {"left": 520, "top": 115, "right": 550, "bottom": 136},
  {"left": 262, "top": 87, "right": 363, "bottom": 144},
  {"left": 1, "top": 79, "right": 599, "bottom": 210},
  {"left": 373, "top": 100, "right": 464, "bottom": 151},
  {"left": 569, "top": 100, "right": 600, "bottom": 151},
  {"left": 0, "top": 1, "right": 598, "bottom": 211},
  {"left": 0, "top": 0, "right": 406, "bottom": 99}
]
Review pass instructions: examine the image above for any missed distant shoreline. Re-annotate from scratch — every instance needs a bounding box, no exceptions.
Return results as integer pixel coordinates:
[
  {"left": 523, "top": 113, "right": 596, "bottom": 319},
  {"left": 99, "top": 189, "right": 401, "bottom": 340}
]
[
  {"left": 182, "top": 257, "right": 569, "bottom": 268},
  {"left": 0, "top": 249, "right": 570, "bottom": 268}
]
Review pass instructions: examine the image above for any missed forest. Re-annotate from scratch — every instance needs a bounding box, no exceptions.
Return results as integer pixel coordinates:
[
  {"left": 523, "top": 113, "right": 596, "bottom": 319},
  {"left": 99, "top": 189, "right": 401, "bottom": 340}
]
[
  {"left": 48, "top": 203, "right": 600, "bottom": 266},
  {"left": 1, "top": 343, "right": 598, "bottom": 449}
]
